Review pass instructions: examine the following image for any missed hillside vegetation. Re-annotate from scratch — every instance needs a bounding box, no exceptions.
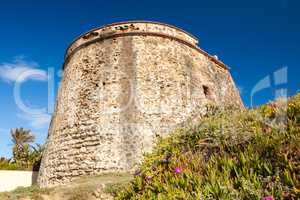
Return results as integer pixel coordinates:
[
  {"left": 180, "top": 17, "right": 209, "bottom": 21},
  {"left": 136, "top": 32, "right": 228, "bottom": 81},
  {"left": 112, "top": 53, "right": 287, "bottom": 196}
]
[
  {"left": 116, "top": 94, "right": 300, "bottom": 200},
  {"left": 1, "top": 94, "right": 299, "bottom": 200}
]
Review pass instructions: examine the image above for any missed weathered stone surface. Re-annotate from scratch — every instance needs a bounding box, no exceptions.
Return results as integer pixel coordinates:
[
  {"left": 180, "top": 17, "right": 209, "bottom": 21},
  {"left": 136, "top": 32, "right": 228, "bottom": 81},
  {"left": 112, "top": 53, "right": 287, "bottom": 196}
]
[{"left": 38, "top": 21, "right": 243, "bottom": 187}]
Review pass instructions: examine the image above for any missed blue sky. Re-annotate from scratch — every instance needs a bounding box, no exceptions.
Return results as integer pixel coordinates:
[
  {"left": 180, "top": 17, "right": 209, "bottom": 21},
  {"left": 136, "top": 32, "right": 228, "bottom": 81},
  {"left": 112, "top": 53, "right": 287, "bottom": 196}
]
[{"left": 0, "top": 0, "right": 299, "bottom": 157}]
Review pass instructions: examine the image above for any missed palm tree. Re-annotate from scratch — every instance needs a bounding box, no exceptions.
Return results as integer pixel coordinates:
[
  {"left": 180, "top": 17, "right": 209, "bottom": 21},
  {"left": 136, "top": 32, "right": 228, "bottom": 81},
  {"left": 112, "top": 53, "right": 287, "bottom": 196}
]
[
  {"left": 30, "top": 144, "right": 45, "bottom": 171},
  {"left": 11, "top": 128, "right": 35, "bottom": 147},
  {"left": 10, "top": 128, "right": 35, "bottom": 166}
]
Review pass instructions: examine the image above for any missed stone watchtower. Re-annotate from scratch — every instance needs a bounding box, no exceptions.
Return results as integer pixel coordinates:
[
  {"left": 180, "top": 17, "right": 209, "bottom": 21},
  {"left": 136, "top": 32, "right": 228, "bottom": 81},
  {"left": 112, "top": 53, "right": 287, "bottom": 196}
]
[{"left": 38, "top": 21, "right": 243, "bottom": 187}]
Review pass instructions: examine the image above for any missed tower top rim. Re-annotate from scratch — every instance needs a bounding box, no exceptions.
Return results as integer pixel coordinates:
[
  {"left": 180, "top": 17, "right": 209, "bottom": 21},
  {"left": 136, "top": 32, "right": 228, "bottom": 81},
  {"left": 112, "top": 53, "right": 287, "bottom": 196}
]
[
  {"left": 65, "top": 21, "right": 198, "bottom": 58},
  {"left": 64, "top": 20, "right": 229, "bottom": 70},
  {"left": 66, "top": 20, "right": 198, "bottom": 54}
]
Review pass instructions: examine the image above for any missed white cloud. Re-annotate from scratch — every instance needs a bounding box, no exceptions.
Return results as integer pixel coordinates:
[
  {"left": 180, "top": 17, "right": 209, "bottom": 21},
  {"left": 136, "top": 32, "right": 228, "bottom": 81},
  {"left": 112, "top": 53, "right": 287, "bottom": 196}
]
[
  {"left": 17, "top": 112, "right": 51, "bottom": 129},
  {"left": 0, "top": 57, "right": 47, "bottom": 83}
]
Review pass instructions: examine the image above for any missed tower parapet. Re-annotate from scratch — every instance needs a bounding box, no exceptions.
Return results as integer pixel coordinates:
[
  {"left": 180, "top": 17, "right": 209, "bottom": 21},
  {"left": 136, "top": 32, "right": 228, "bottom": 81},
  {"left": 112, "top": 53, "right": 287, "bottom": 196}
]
[{"left": 65, "top": 21, "right": 227, "bottom": 70}]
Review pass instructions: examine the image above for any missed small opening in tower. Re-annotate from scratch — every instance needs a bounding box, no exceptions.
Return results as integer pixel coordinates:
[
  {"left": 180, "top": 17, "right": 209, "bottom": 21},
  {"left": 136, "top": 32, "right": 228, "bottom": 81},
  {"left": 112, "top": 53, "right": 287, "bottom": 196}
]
[
  {"left": 203, "top": 85, "right": 212, "bottom": 98},
  {"left": 102, "top": 82, "right": 106, "bottom": 86}
]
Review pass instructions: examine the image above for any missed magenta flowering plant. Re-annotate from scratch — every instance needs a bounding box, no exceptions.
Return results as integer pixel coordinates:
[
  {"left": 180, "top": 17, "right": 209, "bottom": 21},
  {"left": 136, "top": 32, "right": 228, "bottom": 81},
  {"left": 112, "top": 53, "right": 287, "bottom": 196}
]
[
  {"left": 262, "top": 196, "right": 274, "bottom": 200},
  {"left": 117, "top": 94, "right": 300, "bottom": 200},
  {"left": 174, "top": 166, "right": 183, "bottom": 174},
  {"left": 145, "top": 175, "right": 152, "bottom": 182}
]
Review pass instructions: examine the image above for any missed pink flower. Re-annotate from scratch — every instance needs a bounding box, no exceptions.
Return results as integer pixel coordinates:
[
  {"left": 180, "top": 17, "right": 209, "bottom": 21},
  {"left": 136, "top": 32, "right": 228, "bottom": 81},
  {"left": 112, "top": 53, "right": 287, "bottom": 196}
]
[
  {"left": 144, "top": 176, "right": 152, "bottom": 183},
  {"left": 174, "top": 166, "right": 183, "bottom": 174},
  {"left": 262, "top": 196, "right": 274, "bottom": 200}
]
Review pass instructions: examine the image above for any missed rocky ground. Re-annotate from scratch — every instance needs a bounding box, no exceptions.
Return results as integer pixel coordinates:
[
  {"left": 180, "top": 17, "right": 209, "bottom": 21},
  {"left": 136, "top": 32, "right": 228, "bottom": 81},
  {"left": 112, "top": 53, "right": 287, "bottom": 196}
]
[{"left": 0, "top": 173, "right": 132, "bottom": 200}]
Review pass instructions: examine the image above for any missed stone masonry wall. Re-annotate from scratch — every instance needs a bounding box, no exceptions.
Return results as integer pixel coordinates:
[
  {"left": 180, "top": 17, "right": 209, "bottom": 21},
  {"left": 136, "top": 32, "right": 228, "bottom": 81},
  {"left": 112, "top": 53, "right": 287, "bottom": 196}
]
[{"left": 38, "top": 21, "right": 243, "bottom": 187}]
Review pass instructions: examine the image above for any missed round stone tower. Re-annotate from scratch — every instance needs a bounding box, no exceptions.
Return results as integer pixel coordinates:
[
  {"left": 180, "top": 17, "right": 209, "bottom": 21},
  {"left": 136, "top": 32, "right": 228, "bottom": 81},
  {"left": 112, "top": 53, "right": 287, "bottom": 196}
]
[{"left": 38, "top": 21, "right": 243, "bottom": 187}]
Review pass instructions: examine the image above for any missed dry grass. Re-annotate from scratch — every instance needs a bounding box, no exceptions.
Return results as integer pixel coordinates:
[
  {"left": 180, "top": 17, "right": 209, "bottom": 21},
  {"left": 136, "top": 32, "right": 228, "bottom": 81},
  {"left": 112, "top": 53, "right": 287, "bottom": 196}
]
[{"left": 0, "top": 172, "right": 132, "bottom": 200}]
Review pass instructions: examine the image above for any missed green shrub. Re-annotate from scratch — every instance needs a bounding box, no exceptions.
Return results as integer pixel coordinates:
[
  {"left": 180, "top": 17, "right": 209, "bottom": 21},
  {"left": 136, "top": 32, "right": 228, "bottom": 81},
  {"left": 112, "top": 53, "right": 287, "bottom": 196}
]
[
  {"left": 0, "top": 142, "right": 44, "bottom": 171},
  {"left": 116, "top": 94, "right": 300, "bottom": 200},
  {"left": 0, "top": 160, "right": 20, "bottom": 170}
]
